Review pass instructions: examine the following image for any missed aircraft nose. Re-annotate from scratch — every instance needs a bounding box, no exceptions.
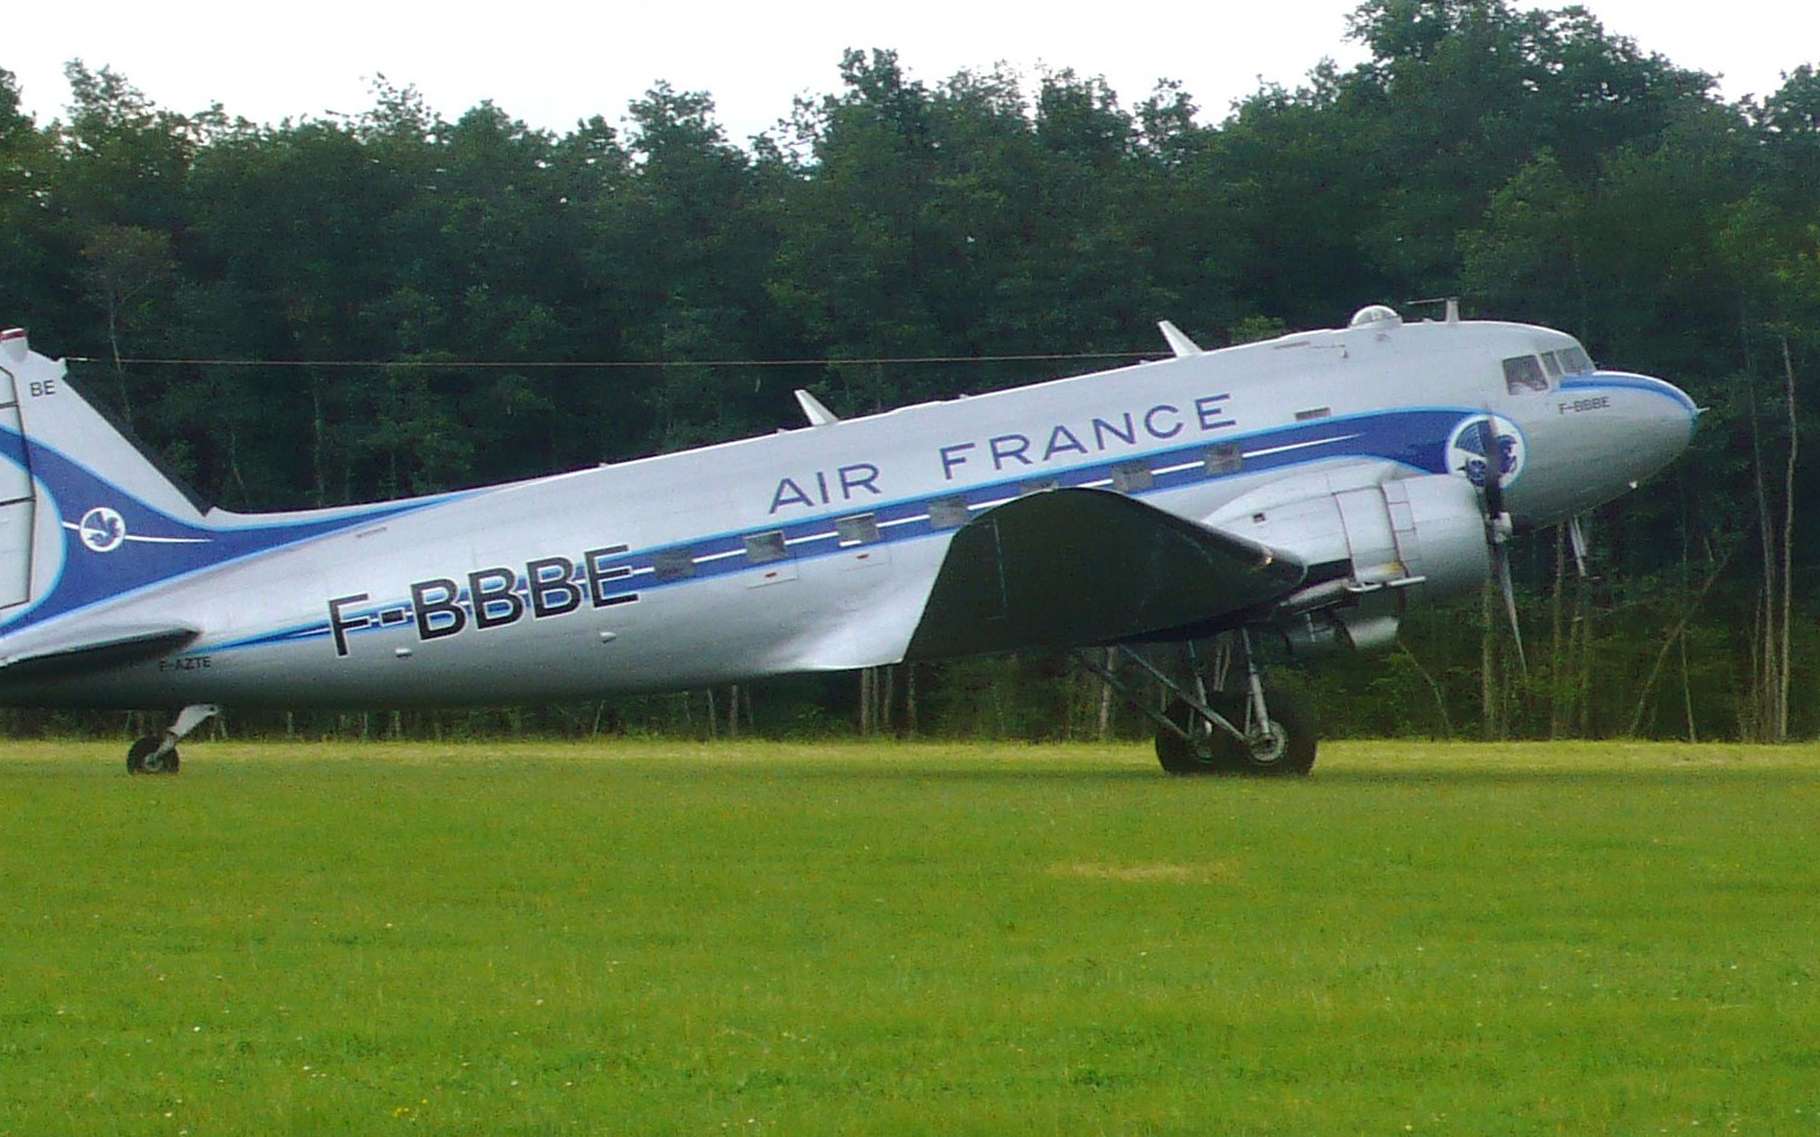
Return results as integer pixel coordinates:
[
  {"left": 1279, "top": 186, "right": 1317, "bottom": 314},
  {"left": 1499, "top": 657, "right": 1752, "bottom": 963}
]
[
  {"left": 1513, "top": 371, "right": 1698, "bottom": 523},
  {"left": 1609, "top": 372, "right": 1697, "bottom": 484}
]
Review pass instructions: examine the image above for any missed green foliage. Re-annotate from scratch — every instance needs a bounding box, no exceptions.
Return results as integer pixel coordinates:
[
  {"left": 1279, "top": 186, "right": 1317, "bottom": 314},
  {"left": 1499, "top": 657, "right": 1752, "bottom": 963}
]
[{"left": 2, "top": 1, "right": 1818, "bottom": 739}]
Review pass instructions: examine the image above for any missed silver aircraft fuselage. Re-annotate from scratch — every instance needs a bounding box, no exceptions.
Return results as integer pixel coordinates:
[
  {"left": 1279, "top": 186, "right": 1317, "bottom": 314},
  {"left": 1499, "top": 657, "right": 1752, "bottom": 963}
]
[{"left": 0, "top": 312, "right": 1694, "bottom": 708}]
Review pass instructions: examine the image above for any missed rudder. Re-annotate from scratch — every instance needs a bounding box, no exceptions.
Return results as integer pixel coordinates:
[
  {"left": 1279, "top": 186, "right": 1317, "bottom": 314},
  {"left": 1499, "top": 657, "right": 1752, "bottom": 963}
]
[{"left": 0, "top": 330, "right": 36, "bottom": 609}]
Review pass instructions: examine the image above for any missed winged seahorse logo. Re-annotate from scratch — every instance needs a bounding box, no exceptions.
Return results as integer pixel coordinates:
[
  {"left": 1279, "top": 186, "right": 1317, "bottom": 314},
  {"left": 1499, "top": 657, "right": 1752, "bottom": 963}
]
[
  {"left": 78, "top": 506, "right": 127, "bottom": 553},
  {"left": 1446, "top": 413, "right": 1525, "bottom": 488}
]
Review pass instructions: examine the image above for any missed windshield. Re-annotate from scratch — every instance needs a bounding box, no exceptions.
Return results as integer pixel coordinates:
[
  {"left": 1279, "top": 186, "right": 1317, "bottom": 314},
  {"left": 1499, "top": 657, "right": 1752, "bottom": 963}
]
[
  {"left": 1558, "top": 345, "right": 1595, "bottom": 374},
  {"left": 1503, "top": 354, "right": 1549, "bottom": 394}
]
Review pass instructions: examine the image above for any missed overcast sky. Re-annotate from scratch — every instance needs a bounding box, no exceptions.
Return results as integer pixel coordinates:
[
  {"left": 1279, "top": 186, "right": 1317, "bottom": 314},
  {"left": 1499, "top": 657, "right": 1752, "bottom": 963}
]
[{"left": 7, "top": 1, "right": 1816, "bottom": 145}]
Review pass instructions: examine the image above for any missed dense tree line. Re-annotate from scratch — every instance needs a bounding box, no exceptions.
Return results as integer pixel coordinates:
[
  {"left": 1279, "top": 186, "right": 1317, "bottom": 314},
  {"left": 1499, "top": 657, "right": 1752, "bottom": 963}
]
[{"left": 2, "top": 0, "right": 1819, "bottom": 742}]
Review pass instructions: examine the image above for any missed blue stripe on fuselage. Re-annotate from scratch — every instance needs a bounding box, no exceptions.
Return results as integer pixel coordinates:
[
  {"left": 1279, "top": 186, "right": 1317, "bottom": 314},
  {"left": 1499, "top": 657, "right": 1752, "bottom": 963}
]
[
  {"left": 200, "top": 405, "right": 1479, "bottom": 656},
  {"left": 1561, "top": 373, "right": 1698, "bottom": 414}
]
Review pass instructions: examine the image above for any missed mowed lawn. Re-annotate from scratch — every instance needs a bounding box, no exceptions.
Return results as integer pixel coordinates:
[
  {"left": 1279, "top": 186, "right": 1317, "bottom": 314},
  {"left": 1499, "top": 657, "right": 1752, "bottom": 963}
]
[{"left": 3, "top": 739, "right": 1818, "bottom": 1136}]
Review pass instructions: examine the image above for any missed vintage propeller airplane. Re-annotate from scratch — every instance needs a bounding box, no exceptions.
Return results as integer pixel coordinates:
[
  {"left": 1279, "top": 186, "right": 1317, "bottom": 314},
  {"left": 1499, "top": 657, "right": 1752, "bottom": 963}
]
[{"left": 0, "top": 304, "right": 1695, "bottom": 775}]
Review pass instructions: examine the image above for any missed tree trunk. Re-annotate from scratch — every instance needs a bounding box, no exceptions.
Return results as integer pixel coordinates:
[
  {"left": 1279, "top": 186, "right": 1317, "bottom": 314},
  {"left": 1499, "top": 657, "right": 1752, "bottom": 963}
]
[
  {"left": 1096, "top": 647, "right": 1117, "bottom": 741},
  {"left": 311, "top": 375, "right": 328, "bottom": 507},
  {"left": 1680, "top": 628, "right": 1697, "bottom": 743},
  {"left": 1625, "top": 547, "right": 1733, "bottom": 736},
  {"left": 1398, "top": 641, "right": 1453, "bottom": 738},
  {"left": 1549, "top": 525, "right": 1567, "bottom": 739},
  {"left": 1575, "top": 581, "right": 1593, "bottom": 737},
  {"left": 1779, "top": 336, "right": 1798, "bottom": 742},
  {"left": 1747, "top": 368, "right": 1780, "bottom": 741},
  {"left": 1481, "top": 582, "right": 1500, "bottom": 739},
  {"left": 105, "top": 296, "right": 135, "bottom": 431}
]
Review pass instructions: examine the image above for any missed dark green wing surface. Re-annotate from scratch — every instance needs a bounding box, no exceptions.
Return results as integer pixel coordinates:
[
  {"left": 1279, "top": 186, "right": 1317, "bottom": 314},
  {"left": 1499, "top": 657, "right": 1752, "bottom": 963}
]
[
  {"left": 904, "top": 488, "right": 1305, "bottom": 661},
  {"left": 0, "top": 625, "right": 199, "bottom": 681}
]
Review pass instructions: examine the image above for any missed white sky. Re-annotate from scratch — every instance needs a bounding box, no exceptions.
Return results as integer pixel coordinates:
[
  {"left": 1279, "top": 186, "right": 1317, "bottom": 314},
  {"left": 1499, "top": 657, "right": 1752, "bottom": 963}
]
[{"left": 7, "top": 0, "right": 1817, "bottom": 145}]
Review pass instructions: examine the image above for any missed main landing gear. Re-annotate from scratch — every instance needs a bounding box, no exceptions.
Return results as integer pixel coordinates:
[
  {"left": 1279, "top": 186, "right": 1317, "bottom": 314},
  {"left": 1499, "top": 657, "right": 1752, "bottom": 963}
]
[
  {"left": 126, "top": 704, "right": 220, "bottom": 775},
  {"left": 1075, "top": 630, "right": 1317, "bottom": 777}
]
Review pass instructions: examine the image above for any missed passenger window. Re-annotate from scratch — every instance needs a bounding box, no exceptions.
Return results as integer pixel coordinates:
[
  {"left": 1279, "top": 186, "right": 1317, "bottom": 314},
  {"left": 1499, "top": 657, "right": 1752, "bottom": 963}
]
[
  {"left": 928, "top": 498, "right": 972, "bottom": 530},
  {"left": 835, "top": 514, "right": 879, "bottom": 546},
  {"left": 1204, "top": 443, "right": 1243, "bottom": 475},
  {"left": 1502, "top": 355, "right": 1549, "bottom": 394},
  {"left": 653, "top": 549, "right": 696, "bottom": 580},
  {"left": 744, "top": 531, "right": 788, "bottom": 563},
  {"left": 1111, "top": 461, "right": 1153, "bottom": 492}
]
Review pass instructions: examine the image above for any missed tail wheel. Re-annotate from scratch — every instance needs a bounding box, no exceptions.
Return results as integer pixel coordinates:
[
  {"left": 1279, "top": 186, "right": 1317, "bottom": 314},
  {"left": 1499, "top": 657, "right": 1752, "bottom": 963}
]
[{"left": 126, "top": 736, "right": 179, "bottom": 775}]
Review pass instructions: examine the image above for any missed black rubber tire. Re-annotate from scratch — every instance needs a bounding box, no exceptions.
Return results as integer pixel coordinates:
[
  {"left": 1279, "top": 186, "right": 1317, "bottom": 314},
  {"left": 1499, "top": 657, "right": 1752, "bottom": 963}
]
[
  {"left": 126, "top": 736, "right": 179, "bottom": 775},
  {"left": 1153, "top": 690, "right": 1317, "bottom": 777},
  {"left": 1155, "top": 696, "right": 1244, "bottom": 775},
  {"left": 1227, "top": 688, "right": 1317, "bottom": 777}
]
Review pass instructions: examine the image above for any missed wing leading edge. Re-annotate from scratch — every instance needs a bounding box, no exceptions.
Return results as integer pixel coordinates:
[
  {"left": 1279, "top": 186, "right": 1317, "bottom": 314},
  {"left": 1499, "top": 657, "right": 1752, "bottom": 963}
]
[{"left": 904, "top": 488, "right": 1304, "bottom": 661}]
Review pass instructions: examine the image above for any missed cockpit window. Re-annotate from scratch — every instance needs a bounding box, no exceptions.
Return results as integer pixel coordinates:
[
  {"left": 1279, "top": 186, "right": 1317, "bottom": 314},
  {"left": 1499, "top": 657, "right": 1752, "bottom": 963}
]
[
  {"left": 1540, "top": 350, "right": 1564, "bottom": 379},
  {"left": 1503, "top": 354, "right": 1549, "bottom": 394},
  {"left": 1560, "top": 345, "right": 1594, "bottom": 374}
]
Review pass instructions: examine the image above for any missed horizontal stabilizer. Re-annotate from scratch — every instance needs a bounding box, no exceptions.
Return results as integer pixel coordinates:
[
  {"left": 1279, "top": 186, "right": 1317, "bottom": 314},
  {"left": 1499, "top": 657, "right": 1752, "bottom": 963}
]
[
  {"left": 905, "top": 488, "right": 1303, "bottom": 660},
  {"left": 0, "top": 624, "right": 198, "bottom": 680}
]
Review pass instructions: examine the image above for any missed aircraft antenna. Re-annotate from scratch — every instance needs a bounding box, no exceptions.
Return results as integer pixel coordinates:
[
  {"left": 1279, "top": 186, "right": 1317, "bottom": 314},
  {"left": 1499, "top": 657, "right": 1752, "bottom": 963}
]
[
  {"left": 794, "top": 389, "right": 841, "bottom": 426},
  {"left": 1157, "top": 321, "right": 1203, "bottom": 358},
  {"left": 1406, "top": 296, "right": 1463, "bottom": 324}
]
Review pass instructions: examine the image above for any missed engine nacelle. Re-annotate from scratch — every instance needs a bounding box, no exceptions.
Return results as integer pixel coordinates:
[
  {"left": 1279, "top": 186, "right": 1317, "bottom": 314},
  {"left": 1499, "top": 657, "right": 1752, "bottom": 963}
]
[
  {"left": 1334, "top": 474, "right": 1489, "bottom": 597},
  {"left": 1280, "top": 604, "right": 1401, "bottom": 656},
  {"left": 1238, "top": 474, "right": 1490, "bottom": 655}
]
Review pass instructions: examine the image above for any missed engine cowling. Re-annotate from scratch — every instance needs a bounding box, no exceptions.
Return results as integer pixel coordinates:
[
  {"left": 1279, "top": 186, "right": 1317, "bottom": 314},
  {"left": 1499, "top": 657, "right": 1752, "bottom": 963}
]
[
  {"left": 1228, "top": 474, "right": 1489, "bottom": 655},
  {"left": 1333, "top": 474, "right": 1489, "bottom": 596}
]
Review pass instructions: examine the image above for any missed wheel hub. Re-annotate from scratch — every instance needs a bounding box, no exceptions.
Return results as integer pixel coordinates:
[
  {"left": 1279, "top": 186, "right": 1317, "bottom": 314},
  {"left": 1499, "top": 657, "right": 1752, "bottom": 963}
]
[{"left": 1244, "top": 721, "right": 1289, "bottom": 766}]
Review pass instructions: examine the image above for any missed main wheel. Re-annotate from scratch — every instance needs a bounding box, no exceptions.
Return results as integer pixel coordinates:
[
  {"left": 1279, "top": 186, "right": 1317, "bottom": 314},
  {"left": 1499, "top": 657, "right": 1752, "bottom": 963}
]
[
  {"left": 1155, "top": 697, "right": 1223, "bottom": 775},
  {"left": 126, "top": 736, "right": 180, "bottom": 775},
  {"left": 1226, "top": 688, "right": 1317, "bottom": 777},
  {"left": 1153, "top": 691, "right": 1317, "bottom": 777}
]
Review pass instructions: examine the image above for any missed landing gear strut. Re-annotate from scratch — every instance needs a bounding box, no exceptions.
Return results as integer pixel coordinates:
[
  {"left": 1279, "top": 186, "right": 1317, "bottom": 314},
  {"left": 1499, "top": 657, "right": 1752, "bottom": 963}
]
[
  {"left": 1076, "top": 631, "right": 1316, "bottom": 777},
  {"left": 126, "top": 704, "right": 220, "bottom": 776}
]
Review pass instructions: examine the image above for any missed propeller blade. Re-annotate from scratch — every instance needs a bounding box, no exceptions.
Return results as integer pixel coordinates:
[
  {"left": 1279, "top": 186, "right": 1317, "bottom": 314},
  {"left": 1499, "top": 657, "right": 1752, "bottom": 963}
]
[
  {"left": 1495, "top": 544, "right": 1528, "bottom": 675},
  {"left": 1568, "top": 514, "right": 1589, "bottom": 578},
  {"left": 1474, "top": 412, "right": 1526, "bottom": 674},
  {"left": 1474, "top": 415, "right": 1506, "bottom": 520}
]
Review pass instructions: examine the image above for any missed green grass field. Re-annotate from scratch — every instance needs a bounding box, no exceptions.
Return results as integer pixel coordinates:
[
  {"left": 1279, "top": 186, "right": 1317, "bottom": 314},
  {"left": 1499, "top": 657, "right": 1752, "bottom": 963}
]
[{"left": 3, "top": 739, "right": 1818, "bottom": 1136}]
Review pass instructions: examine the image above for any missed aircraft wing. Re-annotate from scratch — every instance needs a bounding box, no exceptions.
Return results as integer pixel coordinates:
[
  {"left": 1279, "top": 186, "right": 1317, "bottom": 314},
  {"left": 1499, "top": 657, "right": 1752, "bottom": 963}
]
[
  {"left": 0, "top": 624, "right": 200, "bottom": 681},
  {"left": 904, "top": 487, "right": 1304, "bottom": 660}
]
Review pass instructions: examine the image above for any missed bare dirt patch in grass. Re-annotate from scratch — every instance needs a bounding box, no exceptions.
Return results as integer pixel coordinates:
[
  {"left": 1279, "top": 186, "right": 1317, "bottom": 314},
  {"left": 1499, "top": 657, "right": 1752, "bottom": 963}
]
[{"left": 1048, "top": 860, "right": 1239, "bottom": 883}]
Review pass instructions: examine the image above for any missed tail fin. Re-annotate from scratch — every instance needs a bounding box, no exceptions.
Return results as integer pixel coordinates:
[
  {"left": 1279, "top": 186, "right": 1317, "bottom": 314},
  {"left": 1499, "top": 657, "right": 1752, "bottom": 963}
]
[
  {"left": 0, "top": 330, "right": 37, "bottom": 610},
  {"left": 1, "top": 329, "right": 206, "bottom": 518},
  {"left": 1, "top": 327, "right": 439, "bottom": 640},
  {"left": 0, "top": 327, "right": 209, "bottom": 627}
]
